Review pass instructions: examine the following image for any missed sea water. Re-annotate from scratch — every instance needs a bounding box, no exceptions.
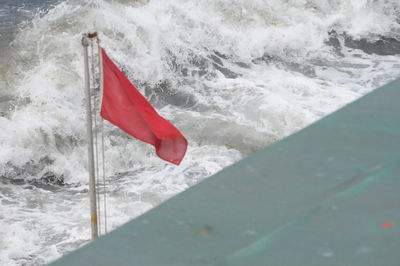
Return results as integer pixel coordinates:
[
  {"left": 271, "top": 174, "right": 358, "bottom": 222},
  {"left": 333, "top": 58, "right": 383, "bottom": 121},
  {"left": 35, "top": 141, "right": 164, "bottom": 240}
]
[{"left": 1, "top": 0, "right": 400, "bottom": 264}]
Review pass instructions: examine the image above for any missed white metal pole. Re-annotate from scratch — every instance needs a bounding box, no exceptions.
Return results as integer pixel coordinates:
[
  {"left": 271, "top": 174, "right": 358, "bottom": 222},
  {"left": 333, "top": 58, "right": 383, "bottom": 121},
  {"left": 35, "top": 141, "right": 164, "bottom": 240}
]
[{"left": 82, "top": 33, "right": 98, "bottom": 240}]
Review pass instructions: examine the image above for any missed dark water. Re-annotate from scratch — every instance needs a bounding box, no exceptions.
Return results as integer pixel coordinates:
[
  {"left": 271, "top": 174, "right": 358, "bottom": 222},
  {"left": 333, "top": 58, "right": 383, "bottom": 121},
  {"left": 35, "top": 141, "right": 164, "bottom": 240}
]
[
  {"left": 0, "top": 0, "right": 59, "bottom": 96},
  {"left": 0, "top": 0, "right": 58, "bottom": 49}
]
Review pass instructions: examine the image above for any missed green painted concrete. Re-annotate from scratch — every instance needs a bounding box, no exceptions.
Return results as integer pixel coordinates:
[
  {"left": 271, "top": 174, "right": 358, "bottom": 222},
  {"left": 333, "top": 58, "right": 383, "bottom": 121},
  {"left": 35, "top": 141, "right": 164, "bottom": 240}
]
[{"left": 51, "top": 78, "right": 400, "bottom": 265}]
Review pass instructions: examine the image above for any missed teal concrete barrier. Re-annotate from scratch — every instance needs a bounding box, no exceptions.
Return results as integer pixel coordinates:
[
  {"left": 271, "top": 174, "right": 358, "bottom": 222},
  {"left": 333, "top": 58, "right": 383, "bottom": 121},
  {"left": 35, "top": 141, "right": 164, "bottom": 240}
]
[{"left": 51, "top": 78, "right": 400, "bottom": 265}]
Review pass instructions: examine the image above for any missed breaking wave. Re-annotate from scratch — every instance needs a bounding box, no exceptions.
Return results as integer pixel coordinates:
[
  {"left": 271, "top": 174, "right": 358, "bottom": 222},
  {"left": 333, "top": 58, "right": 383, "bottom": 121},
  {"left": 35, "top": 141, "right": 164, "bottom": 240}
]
[{"left": 1, "top": 0, "right": 400, "bottom": 264}]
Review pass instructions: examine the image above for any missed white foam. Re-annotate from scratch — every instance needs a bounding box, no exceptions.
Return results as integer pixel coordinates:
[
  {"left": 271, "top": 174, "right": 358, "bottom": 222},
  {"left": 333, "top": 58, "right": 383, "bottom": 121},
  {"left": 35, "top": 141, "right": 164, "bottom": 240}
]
[{"left": 1, "top": 0, "right": 400, "bottom": 264}]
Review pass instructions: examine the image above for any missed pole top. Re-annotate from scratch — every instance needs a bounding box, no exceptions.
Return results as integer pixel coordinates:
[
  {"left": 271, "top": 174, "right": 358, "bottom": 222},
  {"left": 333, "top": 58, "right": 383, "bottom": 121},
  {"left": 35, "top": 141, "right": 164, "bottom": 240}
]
[
  {"left": 88, "top": 32, "right": 98, "bottom": 38},
  {"left": 82, "top": 31, "right": 98, "bottom": 46}
]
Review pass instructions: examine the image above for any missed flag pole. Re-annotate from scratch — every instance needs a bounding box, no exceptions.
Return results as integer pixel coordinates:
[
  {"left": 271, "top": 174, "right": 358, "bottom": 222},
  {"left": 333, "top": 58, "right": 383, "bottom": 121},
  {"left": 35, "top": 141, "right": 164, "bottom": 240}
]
[{"left": 82, "top": 32, "right": 98, "bottom": 240}]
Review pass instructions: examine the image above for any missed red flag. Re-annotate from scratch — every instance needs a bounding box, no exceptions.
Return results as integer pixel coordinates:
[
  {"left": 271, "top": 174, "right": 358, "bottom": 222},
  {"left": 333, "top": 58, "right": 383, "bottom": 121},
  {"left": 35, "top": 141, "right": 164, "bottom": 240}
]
[{"left": 100, "top": 48, "right": 187, "bottom": 165}]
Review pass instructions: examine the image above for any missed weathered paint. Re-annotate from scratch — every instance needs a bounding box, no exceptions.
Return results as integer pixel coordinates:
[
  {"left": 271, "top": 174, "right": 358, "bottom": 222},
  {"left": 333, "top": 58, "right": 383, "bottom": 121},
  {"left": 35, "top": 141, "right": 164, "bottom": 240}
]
[{"left": 51, "top": 78, "right": 400, "bottom": 266}]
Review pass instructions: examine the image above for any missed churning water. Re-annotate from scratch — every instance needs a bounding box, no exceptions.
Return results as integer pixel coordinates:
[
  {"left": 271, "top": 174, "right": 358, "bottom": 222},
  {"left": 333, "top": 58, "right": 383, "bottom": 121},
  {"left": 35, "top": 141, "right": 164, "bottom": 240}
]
[{"left": 1, "top": 0, "right": 400, "bottom": 264}]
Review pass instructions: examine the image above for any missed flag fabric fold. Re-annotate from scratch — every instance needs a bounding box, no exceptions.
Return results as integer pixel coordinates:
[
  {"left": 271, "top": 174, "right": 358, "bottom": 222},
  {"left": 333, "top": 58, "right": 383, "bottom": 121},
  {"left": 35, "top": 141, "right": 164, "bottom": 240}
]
[{"left": 100, "top": 47, "right": 187, "bottom": 165}]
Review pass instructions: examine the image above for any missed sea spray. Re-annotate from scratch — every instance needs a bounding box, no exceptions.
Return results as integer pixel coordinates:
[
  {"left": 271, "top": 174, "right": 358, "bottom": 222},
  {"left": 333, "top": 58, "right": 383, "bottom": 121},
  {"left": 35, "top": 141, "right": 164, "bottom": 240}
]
[{"left": 1, "top": 0, "right": 400, "bottom": 264}]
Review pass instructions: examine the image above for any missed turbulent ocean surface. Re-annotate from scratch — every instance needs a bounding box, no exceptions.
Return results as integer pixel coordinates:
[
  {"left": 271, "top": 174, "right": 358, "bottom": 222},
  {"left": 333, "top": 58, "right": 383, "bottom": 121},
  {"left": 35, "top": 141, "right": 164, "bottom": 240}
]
[{"left": 1, "top": 0, "right": 400, "bottom": 264}]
